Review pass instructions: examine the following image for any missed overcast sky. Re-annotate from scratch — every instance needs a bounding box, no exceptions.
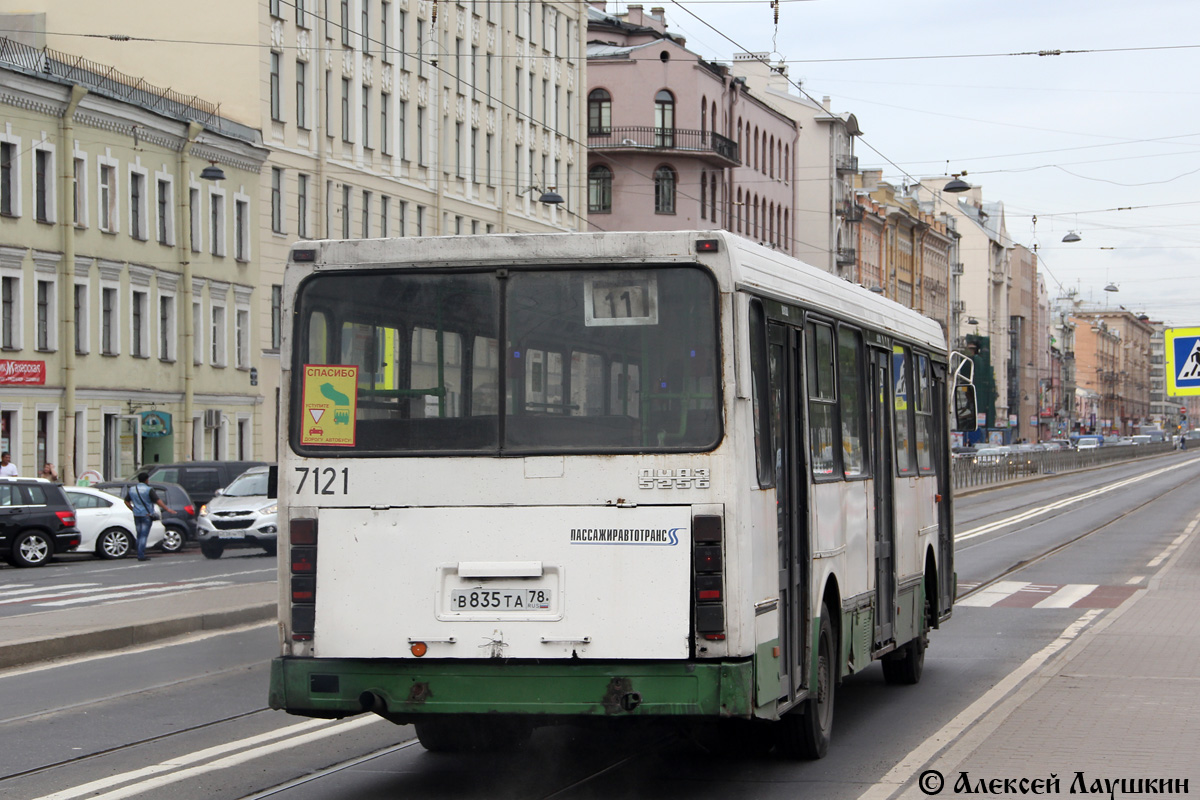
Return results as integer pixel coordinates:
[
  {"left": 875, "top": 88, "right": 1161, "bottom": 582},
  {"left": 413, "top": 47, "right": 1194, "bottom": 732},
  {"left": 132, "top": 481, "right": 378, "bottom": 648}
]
[{"left": 637, "top": 0, "right": 1200, "bottom": 325}]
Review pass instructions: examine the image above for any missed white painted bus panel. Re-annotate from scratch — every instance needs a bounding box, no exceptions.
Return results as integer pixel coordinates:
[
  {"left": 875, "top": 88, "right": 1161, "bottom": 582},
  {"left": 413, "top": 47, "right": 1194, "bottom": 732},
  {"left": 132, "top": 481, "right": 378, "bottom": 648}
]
[{"left": 312, "top": 505, "right": 692, "bottom": 660}]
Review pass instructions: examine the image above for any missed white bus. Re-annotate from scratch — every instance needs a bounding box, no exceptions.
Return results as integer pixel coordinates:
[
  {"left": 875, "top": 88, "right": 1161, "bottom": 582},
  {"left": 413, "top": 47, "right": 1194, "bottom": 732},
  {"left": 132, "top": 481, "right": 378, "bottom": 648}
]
[{"left": 268, "top": 231, "right": 975, "bottom": 757}]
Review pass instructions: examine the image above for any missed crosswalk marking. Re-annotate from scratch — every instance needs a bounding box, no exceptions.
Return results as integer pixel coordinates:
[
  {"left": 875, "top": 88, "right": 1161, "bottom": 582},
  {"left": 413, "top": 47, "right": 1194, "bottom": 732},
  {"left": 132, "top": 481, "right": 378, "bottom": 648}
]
[
  {"left": 958, "top": 581, "right": 1140, "bottom": 609},
  {"left": 0, "top": 579, "right": 236, "bottom": 609}
]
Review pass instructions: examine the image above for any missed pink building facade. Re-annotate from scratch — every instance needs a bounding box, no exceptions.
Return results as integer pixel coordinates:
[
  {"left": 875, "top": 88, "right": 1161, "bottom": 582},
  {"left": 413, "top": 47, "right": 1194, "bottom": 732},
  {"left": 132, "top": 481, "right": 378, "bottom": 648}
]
[{"left": 586, "top": 4, "right": 797, "bottom": 250}]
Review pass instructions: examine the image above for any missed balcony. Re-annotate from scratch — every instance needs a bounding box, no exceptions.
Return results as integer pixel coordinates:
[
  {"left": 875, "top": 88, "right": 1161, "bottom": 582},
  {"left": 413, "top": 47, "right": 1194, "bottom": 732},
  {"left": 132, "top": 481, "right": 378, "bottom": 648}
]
[
  {"left": 836, "top": 200, "right": 863, "bottom": 223},
  {"left": 952, "top": 300, "right": 966, "bottom": 313},
  {"left": 952, "top": 262, "right": 964, "bottom": 276},
  {"left": 836, "top": 247, "right": 857, "bottom": 267},
  {"left": 836, "top": 154, "right": 859, "bottom": 174},
  {"left": 588, "top": 126, "right": 740, "bottom": 167}
]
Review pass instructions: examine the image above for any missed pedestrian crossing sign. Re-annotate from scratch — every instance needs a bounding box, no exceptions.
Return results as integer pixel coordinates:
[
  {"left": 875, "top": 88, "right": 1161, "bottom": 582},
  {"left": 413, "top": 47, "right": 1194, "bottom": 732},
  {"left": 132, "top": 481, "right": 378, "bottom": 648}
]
[{"left": 1165, "top": 328, "right": 1200, "bottom": 396}]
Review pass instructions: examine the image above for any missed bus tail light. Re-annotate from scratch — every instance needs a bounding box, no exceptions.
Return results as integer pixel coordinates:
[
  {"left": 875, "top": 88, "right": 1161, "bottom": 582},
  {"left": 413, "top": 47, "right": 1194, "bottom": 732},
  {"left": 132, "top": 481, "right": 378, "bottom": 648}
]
[
  {"left": 693, "top": 514, "right": 725, "bottom": 640},
  {"left": 290, "top": 518, "right": 317, "bottom": 641}
]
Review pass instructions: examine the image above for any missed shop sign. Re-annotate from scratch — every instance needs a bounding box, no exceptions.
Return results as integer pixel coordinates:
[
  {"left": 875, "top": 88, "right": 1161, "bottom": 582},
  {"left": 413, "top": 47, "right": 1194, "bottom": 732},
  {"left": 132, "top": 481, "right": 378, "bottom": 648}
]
[
  {"left": 0, "top": 360, "right": 46, "bottom": 385},
  {"left": 140, "top": 410, "right": 172, "bottom": 437}
]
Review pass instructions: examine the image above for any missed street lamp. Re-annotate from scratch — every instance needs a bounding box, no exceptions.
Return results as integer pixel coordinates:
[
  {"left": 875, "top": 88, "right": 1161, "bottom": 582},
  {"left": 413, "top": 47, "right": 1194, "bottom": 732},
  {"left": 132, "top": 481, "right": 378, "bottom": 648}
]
[
  {"left": 199, "top": 162, "right": 226, "bottom": 181},
  {"left": 1062, "top": 231, "right": 1082, "bottom": 243},
  {"left": 944, "top": 172, "right": 971, "bottom": 193}
]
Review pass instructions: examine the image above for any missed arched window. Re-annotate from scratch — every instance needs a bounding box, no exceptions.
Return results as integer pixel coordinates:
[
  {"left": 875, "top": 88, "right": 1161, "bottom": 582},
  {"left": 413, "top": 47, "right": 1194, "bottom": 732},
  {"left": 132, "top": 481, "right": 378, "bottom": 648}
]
[
  {"left": 783, "top": 145, "right": 789, "bottom": 183},
  {"left": 769, "top": 137, "right": 775, "bottom": 179},
  {"left": 752, "top": 194, "right": 759, "bottom": 236},
  {"left": 769, "top": 202, "right": 775, "bottom": 243},
  {"left": 736, "top": 188, "right": 743, "bottom": 233},
  {"left": 712, "top": 101, "right": 718, "bottom": 135},
  {"left": 588, "top": 89, "right": 611, "bottom": 135},
  {"left": 784, "top": 208, "right": 789, "bottom": 249},
  {"left": 588, "top": 165, "right": 612, "bottom": 213},
  {"left": 700, "top": 171, "right": 708, "bottom": 220},
  {"left": 654, "top": 90, "right": 675, "bottom": 147},
  {"left": 654, "top": 165, "right": 677, "bottom": 214},
  {"left": 700, "top": 97, "right": 707, "bottom": 135},
  {"left": 753, "top": 127, "right": 760, "bottom": 171}
]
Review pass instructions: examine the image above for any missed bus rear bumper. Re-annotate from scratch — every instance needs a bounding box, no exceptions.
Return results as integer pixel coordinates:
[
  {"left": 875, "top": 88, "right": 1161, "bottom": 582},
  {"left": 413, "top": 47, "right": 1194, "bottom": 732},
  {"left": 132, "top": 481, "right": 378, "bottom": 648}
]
[{"left": 269, "top": 657, "right": 756, "bottom": 721}]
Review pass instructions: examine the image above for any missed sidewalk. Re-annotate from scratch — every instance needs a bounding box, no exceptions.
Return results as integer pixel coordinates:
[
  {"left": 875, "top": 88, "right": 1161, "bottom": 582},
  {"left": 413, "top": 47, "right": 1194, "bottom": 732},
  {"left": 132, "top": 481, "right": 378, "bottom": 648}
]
[
  {"left": 0, "top": 581, "right": 276, "bottom": 670},
  {"left": 894, "top": 515, "right": 1200, "bottom": 798}
]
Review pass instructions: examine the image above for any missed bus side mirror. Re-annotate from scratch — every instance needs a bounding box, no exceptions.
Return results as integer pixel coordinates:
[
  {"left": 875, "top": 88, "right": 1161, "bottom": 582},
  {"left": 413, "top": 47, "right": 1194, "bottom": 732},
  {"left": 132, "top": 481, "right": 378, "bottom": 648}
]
[
  {"left": 267, "top": 465, "right": 279, "bottom": 499},
  {"left": 954, "top": 384, "right": 978, "bottom": 432}
]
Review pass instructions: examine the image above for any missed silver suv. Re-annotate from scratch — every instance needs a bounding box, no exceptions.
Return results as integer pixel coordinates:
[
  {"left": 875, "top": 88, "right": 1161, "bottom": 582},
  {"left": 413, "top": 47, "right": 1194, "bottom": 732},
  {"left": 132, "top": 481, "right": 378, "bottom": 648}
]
[{"left": 196, "top": 465, "right": 277, "bottom": 558}]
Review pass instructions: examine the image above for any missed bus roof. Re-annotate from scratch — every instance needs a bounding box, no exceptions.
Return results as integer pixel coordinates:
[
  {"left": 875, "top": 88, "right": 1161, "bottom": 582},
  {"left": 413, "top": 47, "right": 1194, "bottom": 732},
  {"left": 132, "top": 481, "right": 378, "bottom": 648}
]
[{"left": 289, "top": 230, "right": 949, "bottom": 354}]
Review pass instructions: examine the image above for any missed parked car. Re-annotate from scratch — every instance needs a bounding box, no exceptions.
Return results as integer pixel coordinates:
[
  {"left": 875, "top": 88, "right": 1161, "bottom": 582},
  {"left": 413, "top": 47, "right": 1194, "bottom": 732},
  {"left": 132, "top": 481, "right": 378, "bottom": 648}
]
[
  {"left": 63, "top": 485, "right": 166, "bottom": 559},
  {"left": 196, "top": 465, "right": 278, "bottom": 559},
  {"left": 137, "top": 461, "right": 267, "bottom": 509},
  {"left": 1, "top": 477, "right": 82, "bottom": 567},
  {"left": 96, "top": 481, "right": 197, "bottom": 552}
]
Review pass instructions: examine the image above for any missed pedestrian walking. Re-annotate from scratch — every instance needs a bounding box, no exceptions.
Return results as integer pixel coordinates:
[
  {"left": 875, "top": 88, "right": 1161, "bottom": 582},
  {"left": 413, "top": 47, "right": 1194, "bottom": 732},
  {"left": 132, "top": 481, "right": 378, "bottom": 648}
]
[
  {"left": 0, "top": 452, "right": 17, "bottom": 477},
  {"left": 124, "top": 472, "right": 176, "bottom": 561}
]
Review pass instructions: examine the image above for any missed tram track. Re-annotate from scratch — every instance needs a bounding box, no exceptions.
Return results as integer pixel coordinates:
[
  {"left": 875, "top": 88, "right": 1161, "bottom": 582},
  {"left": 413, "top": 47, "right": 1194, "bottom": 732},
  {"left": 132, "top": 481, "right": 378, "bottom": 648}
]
[{"left": 955, "top": 455, "right": 1200, "bottom": 603}]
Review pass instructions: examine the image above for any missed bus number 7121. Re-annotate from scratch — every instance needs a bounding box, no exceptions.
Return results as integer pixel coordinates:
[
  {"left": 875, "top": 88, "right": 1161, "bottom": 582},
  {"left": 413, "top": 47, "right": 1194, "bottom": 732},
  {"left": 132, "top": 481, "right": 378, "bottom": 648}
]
[{"left": 294, "top": 467, "right": 349, "bottom": 495}]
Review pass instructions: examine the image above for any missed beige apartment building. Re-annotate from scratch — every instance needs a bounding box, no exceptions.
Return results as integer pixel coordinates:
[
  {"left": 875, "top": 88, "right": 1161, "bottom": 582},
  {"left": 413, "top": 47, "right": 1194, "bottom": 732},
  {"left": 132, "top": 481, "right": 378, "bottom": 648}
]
[
  {"left": 18, "top": 0, "right": 590, "bottom": 455},
  {"left": 0, "top": 37, "right": 268, "bottom": 482},
  {"left": 729, "top": 54, "right": 861, "bottom": 275}
]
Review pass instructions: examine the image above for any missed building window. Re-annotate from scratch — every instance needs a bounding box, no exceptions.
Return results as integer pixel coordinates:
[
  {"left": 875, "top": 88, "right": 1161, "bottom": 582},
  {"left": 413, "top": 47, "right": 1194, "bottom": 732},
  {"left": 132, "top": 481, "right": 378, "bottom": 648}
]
[
  {"left": 341, "top": 184, "right": 351, "bottom": 238},
  {"left": 193, "top": 300, "right": 203, "bottom": 365},
  {"left": 588, "top": 89, "right": 611, "bottom": 135},
  {"left": 654, "top": 90, "right": 675, "bottom": 147},
  {"left": 236, "top": 308, "right": 250, "bottom": 369},
  {"left": 99, "top": 163, "right": 116, "bottom": 232},
  {"left": 397, "top": 200, "right": 407, "bottom": 236},
  {"left": 212, "top": 304, "right": 226, "bottom": 367},
  {"left": 269, "top": 0, "right": 281, "bottom": 17},
  {"left": 271, "top": 285, "right": 282, "bottom": 350},
  {"left": 588, "top": 165, "right": 612, "bottom": 213},
  {"left": 74, "top": 283, "right": 88, "bottom": 354},
  {"left": 156, "top": 179, "right": 171, "bottom": 244},
  {"left": 654, "top": 165, "right": 676, "bottom": 214},
  {"left": 398, "top": 99, "right": 407, "bottom": 161},
  {"left": 381, "top": 1, "right": 391, "bottom": 61},
  {"left": 340, "top": 0, "right": 350, "bottom": 47},
  {"left": 159, "top": 294, "right": 175, "bottom": 360},
  {"left": 270, "top": 52, "right": 282, "bottom": 121},
  {"left": 417, "top": 106, "right": 425, "bottom": 166},
  {"left": 235, "top": 198, "right": 250, "bottom": 261},
  {"left": 700, "top": 171, "right": 707, "bottom": 221},
  {"left": 271, "top": 168, "right": 284, "bottom": 233},
  {"left": 72, "top": 156, "right": 86, "bottom": 226},
  {"left": 189, "top": 187, "right": 201, "bottom": 252},
  {"left": 296, "top": 0, "right": 308, "bottom": 27},
  {"left": 380, "top": 195, "right": 390, "bottom": 236},
  {"left": 131, "top": 290, "right": 147, "bottom": 357},
  {"left": 298, "top": 173, "right": 310, "bottom": 238},
  {"left": 296, "top": 61, "right": 309, "bottom": 129},
  {"left": 341, "top": 78, "right": 352, "bottom": 142},
  {"left": 361, "top": 190, "right": 371, "bottom": 238},
  {"left": 35, "top": 148, "right": 53, "bottom": 223},
  {"left": 0, "top": 141, "right": 15, "bottom": 217},
  {"left": 361, "top": 2, "right": 370, "bottom": 53},
  {"left": 381, "top": 93, "right": 391, "bottom": 155},
  {"left": 37, "top": 280, "right": 52, "bottom": 350},
  {"left": 101, "top": 286, "right": 117, "bottom": 354},
  {"left": 130, "top": 171, "right": 146, "bottom": 240},
  {"left": 1, "top": 276, "right": 17, "bottom": 349},
  {"left": 362, "top": 85, "right": 371, "bottom": 149},
  {"left": 210, "top": 192, "right": 226, "bottom": 256}
]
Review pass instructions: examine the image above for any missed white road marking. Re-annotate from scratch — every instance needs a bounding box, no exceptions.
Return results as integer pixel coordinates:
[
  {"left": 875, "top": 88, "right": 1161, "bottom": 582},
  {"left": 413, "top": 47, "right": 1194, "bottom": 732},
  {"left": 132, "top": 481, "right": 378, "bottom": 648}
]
[
  {"left": 954, "top": 580, "right": 1027, "bottom": 607},
  {"left": 1032, "top": 584, "right": 1097, "bottom": 609},
  {"left": 955, "top": 463, "right": 1180, "bottom": 543},
  {"left": 1126, "top": 575, "right": 1145, "bottom": 585},
  {"left": 0, "top": 583, "right": 161, "bottom": 605},
  {"left": 35, "top": 581, "right": 233, "bottom": 607},
  {"left": 0, "top": 583, "right": 99, "bottom": 599},
  {"left": 34, "top": 715, "right": 382, "bottom": 800},
  {"left": 855, "top": 609, "right": 1102, "bottom": 800}
]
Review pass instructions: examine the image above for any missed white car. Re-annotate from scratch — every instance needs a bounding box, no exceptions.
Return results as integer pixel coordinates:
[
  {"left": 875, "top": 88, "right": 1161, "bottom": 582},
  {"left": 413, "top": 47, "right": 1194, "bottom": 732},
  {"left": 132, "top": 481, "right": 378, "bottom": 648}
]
[{"left": 64, "top": 485, "right": 166, "bottom": 559}]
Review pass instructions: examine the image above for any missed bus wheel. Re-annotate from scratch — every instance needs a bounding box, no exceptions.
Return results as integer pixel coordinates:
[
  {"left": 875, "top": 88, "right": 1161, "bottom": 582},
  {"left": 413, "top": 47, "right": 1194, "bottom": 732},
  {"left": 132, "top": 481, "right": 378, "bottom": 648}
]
[
  {"left": 777, "top": 604, "right": 835, "bottom": 759},
  {"left": 881, "top": 634, "right": 926, "bottom": 685},
  {"left": 415, "top": 716, "right": 531, "bottom": 753}
]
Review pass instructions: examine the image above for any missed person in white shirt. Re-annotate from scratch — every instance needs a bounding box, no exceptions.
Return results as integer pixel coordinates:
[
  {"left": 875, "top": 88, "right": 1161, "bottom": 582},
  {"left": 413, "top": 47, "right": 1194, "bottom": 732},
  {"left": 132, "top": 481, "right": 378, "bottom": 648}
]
[{"left": 0, "top": 452, "right": 17, "bottom": 477}]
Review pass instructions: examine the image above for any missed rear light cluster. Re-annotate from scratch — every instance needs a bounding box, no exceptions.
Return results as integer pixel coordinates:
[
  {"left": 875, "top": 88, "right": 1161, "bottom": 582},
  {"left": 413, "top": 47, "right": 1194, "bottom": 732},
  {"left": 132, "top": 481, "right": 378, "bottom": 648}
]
[
  {"left": 290, "top": 518, "right": 317, "bottom": 641},
  {"left": 55, "top": 510, "right": 76, "bottom": 528},
  {"left": 693, "top": 515, "right": 725, "bottom": 641}
]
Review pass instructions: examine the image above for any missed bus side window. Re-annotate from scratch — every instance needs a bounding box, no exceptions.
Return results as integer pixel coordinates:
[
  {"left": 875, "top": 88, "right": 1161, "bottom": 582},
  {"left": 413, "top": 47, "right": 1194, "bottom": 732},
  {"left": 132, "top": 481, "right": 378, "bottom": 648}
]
[
  {"left": 806, "top": 321, "right": 839, "bottom": 479},
  {"left": 893, "top": 345, "right": 916, "bottom": 475},
  {"left": 838, "top": 326, "right": 866, "bottom": 478},
  {"left": 749, "top": 300, "right": 773, "bottom": 487},
  {"left": 915, "top": 353, "right": 934, "bottom": 474},
  {"left": 306, "top": 311, "right": 329, "bottom": 363}
]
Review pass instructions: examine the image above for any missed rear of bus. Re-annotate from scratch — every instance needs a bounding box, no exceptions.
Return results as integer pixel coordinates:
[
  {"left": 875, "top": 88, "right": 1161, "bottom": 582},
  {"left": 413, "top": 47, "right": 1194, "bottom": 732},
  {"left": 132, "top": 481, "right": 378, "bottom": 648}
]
[{"left": 268, "top": 233, "right": 744, "bottom": 746}]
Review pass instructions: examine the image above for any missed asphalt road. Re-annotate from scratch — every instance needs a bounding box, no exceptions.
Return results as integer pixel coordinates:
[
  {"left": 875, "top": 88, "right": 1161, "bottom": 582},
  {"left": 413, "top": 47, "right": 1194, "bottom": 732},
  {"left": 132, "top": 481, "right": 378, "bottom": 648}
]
[{"left": 2, "top": 450, "right": 1197, "bottom": 799}]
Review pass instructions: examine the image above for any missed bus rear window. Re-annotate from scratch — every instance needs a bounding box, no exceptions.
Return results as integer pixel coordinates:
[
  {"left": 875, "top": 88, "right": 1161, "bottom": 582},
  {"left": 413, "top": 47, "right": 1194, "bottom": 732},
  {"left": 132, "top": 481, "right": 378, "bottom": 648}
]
[{"left": 292, "top": 266, "right": 720, "bottom": 455}]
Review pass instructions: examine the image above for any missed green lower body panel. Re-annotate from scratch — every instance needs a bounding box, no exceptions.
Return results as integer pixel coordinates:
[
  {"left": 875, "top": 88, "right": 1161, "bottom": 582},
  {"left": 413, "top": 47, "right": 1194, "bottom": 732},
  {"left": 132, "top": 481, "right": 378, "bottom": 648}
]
[{"left": 269, "top": 657, "right": 755, "bottom": 721}]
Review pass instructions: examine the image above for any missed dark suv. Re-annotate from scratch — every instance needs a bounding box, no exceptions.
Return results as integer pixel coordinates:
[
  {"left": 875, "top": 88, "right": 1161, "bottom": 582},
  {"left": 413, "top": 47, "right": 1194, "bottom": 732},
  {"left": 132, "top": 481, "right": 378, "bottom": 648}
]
[
  {"left": 0, "top": 477, "right": 82, "bottom": 567},
  {"left": 96, "top": 481, "right": 197, "bottom": 552},
  {"left": 137, "top": 461, "right": 267, "bottom": 509}
]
